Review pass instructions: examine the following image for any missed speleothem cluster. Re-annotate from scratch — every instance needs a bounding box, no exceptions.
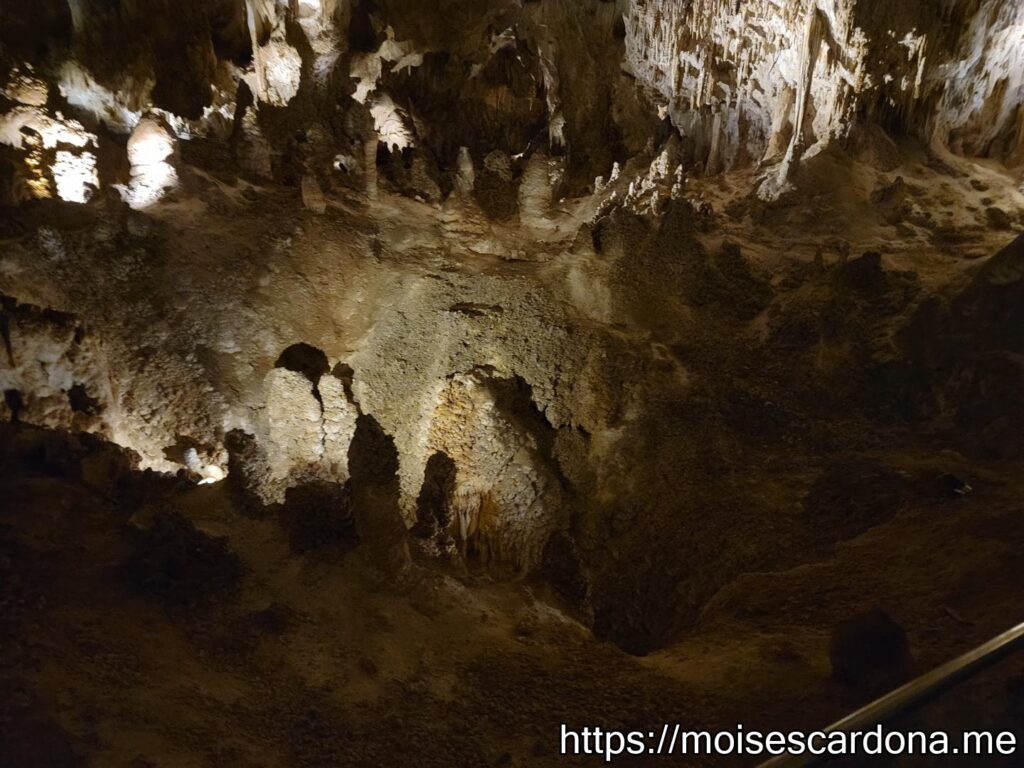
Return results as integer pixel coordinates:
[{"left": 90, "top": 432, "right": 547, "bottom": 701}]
[{"left": 2, "top": 0, "right": 1023, "bottom": 662}]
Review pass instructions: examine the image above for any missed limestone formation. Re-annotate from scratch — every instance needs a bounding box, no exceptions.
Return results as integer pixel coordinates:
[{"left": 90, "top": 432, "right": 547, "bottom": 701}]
[{"left": 1, "top": 4, "right": 1023, "bottom": 763}]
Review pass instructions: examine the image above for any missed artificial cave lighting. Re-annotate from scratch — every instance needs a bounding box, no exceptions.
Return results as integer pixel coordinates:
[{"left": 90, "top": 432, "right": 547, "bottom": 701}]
[
  {"left": 52, "top": 149, "right": 98, "bottom": 203},
  {"left": 1, "top": 1, "right": 1023, "bottom": 765},
  {"left": 117, "top": 116, "right": 178, "bottom": 209}
]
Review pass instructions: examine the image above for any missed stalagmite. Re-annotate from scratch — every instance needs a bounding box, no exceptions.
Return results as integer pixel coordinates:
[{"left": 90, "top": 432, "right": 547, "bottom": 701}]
[{"left": 1, "top": 2, "right": 1024, "bottom": 763}]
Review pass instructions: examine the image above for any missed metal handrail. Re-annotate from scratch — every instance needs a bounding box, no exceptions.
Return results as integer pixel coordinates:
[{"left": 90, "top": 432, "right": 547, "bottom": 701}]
[{"left": 757, "top": 620, "right": 1024, "bottom": 768}]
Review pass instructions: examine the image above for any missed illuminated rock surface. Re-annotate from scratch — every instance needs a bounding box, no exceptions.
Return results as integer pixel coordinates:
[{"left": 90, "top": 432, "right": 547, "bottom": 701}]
[{"left": 1, "top": 1, "right": 1023, "bottom": 765}]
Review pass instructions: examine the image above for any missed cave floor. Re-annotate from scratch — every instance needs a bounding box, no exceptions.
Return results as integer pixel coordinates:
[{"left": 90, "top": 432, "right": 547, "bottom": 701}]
[{"left": 3, "top": 424, "right": 1023, "bottom": 767}]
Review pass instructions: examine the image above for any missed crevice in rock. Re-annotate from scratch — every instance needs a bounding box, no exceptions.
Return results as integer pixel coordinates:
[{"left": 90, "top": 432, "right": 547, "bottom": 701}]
[
  {"left": 66, "top": 382, "right": 101, "bottom": 415},
  {"left": 348, "top": 0, "right": 383, "bottom": 54},
  {"left": 274, "top": 342, "right": 330, "bottom": 401},
  {"left": 480, "top": 371, "right": 564, "bottom": 486},
  {"left": 4, "top": 389, "right": 23, "bottom": 423},
  {"left": 330, "top": 361, "right": 357, "bottom": 404}
]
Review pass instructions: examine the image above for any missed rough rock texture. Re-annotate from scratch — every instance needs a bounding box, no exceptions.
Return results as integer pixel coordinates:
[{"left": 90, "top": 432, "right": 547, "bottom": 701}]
[
  {"left": 3, "top": 0, "right": 1022, "bottom": 209},
  {"left": 2, "top": 421, "right": 1023, "bottom": 765},
  {"left": 0, "top": 296, "right": 113, "bottom": 438},
  {"left": 1, "top": 3, "right": 1024, "bottom": 763},
  {"left": 624, "top": 0, "right": 1024, "bottom": 188},
  {"left": 425, "top": 371, "right": 563, "bottom": 573}
]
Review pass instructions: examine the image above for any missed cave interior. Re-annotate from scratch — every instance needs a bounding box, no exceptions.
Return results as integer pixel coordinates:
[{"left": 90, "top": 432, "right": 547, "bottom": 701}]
[{"left": 1, "top": 0, "right": 1024, "bottom": 765}]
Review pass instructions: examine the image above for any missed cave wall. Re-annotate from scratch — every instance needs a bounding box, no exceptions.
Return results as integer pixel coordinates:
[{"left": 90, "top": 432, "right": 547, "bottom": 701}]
[
  {"left": 623, "top": 0, "right": 1024, "bottom": 178},
  {"left": 3, "top": 0, "right": 1021, "bottom": 211},
  {"left": 2, "top": 0, "right": 1024, "bottom": 651}
]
